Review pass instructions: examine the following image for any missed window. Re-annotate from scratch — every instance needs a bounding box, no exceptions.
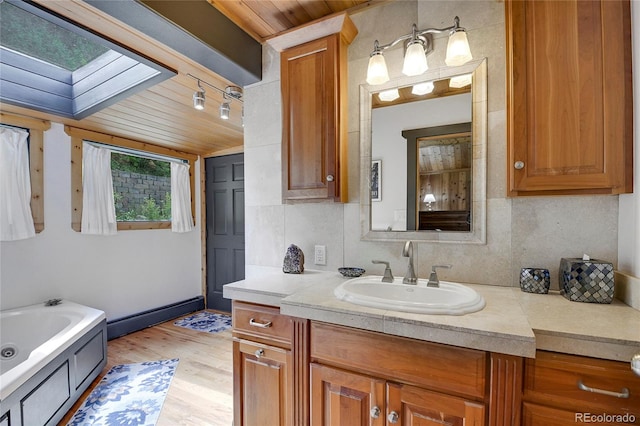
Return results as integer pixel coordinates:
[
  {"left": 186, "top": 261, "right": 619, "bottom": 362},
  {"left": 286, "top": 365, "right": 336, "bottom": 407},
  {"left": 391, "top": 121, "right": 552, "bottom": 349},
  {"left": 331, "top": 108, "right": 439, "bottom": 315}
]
[
  {"left": 0, "top": 113, "right": 50, "bottom": 233},
  {"left": 0, "top": 1, "right": 175, "bottom": 120},
  {"left": 67, "top": 127, "right": 197, "bottom": 231}
]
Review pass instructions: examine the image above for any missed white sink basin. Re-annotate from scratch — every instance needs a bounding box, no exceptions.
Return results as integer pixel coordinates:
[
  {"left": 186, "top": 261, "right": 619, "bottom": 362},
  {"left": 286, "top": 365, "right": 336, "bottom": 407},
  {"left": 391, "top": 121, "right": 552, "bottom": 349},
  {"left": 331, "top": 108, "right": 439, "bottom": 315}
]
[{"left": 334, "top": 276, "right": 485, "bottom": 315}]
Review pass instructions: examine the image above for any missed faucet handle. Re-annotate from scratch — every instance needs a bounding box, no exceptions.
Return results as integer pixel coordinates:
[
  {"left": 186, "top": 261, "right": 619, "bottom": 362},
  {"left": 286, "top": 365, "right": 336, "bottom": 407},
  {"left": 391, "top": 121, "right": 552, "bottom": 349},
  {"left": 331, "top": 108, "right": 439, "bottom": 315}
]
[
  {"left": 431, "top": 264, "right": 452, "bottom": 273},
  {"left": 372, "top": 260, "right": 394, "bottom": 283}
]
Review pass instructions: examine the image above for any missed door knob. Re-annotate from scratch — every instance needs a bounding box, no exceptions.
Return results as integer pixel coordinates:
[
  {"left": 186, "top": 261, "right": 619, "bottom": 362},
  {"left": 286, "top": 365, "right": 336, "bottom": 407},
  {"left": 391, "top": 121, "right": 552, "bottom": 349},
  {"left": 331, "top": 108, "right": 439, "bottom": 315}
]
[
  {"left": 514, "top": 161, "right": 525, "bottom": 170},
  {"left": 387, "top": 411, "right": 399, "bottom": 423},
  {"left": 326, "top": 174, "right": 335, "bottom": 182},
  {"left": 370, "top": 406, "right": 380, "bottom": 419}
]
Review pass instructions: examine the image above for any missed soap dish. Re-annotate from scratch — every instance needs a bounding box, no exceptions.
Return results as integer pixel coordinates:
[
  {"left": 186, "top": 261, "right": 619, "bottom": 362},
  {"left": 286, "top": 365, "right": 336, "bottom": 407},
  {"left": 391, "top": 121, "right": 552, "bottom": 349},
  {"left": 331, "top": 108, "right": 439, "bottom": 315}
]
[{"left": 338, "top": 267, "right": 365, "bottom": 278}]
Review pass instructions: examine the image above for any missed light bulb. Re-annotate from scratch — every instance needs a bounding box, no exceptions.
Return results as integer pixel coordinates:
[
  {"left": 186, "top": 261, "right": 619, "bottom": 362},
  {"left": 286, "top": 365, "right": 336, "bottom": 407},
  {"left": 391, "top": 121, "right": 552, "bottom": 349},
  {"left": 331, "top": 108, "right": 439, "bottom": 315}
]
[
  {"left": 445, "top": 30, "right": 472, "bottom": 66},
  {"left": 366, "top": 52, "right": 389, "bottom": 85},
  {"left": 412, "top": 81, "right": 434, "bottom": 95},
  {"left": 402, "top": 41, "right": 428, "bottom": 76},
  {"left": 378, "top": 89, "right": 399, "bottom": 102}
]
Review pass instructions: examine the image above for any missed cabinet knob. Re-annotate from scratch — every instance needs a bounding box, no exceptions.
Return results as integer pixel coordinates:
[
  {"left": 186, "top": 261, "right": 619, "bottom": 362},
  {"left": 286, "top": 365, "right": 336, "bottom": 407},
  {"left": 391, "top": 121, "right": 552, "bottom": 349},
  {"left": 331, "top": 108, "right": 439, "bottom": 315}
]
[
  {"left": 255, "top": 349, "right": 265, "bottom": 358},
  {"left": 326, "top": 174, "right": 335, "bottom": 182},
  {"left": 387, "top": 411, "right": 399, "bottom": 424},
  {"left": 514, "top": 161, "right": 525, "bottom": 170},
  {"left": 370, "top": 406, "right": 380, "bottom": 419}
]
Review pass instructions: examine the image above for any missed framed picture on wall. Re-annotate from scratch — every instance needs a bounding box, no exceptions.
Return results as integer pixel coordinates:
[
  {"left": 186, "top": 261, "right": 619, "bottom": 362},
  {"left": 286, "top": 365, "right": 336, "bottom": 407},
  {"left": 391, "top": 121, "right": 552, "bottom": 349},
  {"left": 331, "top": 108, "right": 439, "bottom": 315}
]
[{"left": 371, "top": 159, "right": 381, "bottom": 202}]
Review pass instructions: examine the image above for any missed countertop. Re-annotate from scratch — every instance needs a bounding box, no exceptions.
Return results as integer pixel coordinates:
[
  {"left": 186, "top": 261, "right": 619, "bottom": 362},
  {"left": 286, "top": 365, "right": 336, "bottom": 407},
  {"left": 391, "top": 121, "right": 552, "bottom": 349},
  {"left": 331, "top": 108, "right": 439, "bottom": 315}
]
[{"left": 223, "top": 266, "right": 640, "bottom": 362}]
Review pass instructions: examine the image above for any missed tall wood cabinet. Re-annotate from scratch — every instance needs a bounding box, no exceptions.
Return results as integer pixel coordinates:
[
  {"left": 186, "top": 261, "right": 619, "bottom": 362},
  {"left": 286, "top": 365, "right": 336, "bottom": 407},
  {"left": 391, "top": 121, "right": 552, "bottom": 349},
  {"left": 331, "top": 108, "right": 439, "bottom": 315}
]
[
  {"left": 505, "top": 0, "right": 633, "bottom": 196},
  {"left": 280, "top": 15, "right": 356, "bottom": 202}
]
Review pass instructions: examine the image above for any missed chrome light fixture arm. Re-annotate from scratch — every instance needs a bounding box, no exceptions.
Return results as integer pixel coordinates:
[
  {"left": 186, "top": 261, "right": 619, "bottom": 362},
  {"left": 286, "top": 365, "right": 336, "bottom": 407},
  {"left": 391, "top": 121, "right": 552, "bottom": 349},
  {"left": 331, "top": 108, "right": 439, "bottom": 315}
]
[{"left": 371, "top": 17, "right": 464, "bottom": 56}]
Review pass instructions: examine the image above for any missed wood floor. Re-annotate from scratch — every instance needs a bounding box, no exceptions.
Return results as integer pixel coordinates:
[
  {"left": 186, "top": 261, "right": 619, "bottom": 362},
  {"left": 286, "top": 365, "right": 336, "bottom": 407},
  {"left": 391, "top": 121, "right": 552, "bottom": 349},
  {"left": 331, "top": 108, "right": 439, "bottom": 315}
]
[{"left": 59, "top": 310, "right": 234, "bottom": 426}]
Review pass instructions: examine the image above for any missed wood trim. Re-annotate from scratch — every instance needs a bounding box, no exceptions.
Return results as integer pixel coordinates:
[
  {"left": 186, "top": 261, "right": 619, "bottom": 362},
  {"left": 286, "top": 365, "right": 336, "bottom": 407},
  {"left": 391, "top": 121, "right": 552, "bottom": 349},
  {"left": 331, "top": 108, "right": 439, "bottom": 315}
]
[
  {"left": 292, "top": 318, "right": 309, "bottom": 426},
  {"left": 489, "top": 353, "right": 523, "bottom": 426},
  {"left": 203, "top": 144, "right": 244, "bottom": 158},
  {"left": 67, "top": 126, "right": 198, "bottom": 232},
  {"left": 0, "top": 112, "right": 50, "bottom": 233}
]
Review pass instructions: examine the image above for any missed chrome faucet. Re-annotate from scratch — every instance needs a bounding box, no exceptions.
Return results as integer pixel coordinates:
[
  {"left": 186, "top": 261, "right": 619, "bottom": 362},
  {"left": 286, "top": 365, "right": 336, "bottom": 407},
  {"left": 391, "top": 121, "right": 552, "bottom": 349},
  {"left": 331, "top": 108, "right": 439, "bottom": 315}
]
[
  {"left": 372, "top": 260, "right": 394, "bottom": 283},
  {"left": 402, "top": 241, "right": 417, "bottom": 284},
  {"left": 427, "top": 264, "right": 452, "bottom": 287}
]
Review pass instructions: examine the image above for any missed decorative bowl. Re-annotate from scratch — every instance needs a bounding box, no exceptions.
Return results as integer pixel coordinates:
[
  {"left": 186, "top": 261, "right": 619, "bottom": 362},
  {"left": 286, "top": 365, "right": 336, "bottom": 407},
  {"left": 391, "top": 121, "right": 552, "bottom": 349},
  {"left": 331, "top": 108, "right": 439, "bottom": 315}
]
[{"left": 338, "top": 267, "right": 365, "bottom": 278}]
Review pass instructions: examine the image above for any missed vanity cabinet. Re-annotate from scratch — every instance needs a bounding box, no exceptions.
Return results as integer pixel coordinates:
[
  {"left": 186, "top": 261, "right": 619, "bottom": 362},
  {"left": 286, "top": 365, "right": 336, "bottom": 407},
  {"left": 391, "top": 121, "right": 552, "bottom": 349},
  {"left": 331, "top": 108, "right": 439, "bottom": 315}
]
[
  {"left": 280, "top": 16, "right": 356, "bottom": 203},
  {"left": 522, "top": 351, "right": 640, "bottom": 425},
  {"left": 309, "top": 322, "right": 487, "bottom": 425},
  {"left": 505, "top": 0, "right": 633, "bottom": 196},
  {"left": 231, "top": 301, "right": 309, "bottom": 426}
]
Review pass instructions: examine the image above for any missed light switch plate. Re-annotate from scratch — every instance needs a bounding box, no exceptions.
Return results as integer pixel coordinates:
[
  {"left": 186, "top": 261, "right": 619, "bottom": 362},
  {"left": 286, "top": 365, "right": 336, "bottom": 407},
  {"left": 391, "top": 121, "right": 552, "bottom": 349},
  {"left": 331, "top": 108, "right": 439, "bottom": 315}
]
[{"left": 314, "top": 245, "right": 326, "bottom": 265}]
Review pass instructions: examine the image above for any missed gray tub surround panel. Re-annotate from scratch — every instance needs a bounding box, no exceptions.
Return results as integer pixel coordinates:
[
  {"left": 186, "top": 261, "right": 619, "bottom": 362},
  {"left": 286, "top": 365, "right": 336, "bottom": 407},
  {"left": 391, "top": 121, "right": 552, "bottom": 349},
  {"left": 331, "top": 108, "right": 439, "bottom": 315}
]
[
  {"left": 224, "top": 268, "right": 640, "bottom": 362},
  {"left": 0, "top": 320, "right": 107, "bottom": 426}
]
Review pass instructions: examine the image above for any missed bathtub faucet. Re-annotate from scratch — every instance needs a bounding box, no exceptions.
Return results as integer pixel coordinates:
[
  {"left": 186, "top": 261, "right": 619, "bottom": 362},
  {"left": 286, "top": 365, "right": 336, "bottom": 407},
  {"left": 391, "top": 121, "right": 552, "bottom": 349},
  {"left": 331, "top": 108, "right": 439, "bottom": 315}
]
[{"left": 44, "top": 298, "right": 62, "bottom": 306}]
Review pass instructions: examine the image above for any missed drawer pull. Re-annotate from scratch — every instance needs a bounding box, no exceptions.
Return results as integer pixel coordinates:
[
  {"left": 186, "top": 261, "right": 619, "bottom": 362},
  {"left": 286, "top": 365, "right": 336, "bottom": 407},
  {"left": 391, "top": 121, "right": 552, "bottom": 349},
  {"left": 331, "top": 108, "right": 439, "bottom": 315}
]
[
  {"left": 577, "top": 379, "right": 630, "bottom": 398},
  {"left": 249, "top": 318, "right": 272, "bottom": 328}
]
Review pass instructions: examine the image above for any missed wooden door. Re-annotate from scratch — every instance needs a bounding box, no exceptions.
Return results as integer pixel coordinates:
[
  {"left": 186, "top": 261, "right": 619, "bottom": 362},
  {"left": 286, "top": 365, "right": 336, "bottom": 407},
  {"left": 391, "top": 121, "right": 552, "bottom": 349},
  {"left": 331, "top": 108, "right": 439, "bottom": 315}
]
[
  {"left": 506, "top": 0, "right": 632, "bottom": 195},
  {"left": 205, "top": 153, "right": 244, "bottom": 312},
  {"left": 310, "top": 363, "right": 385, "bottom": 426},
  {"left": 281, "top": 35, "right": 339, "bottom": 201},
  {"left": 386, "top": 383, "right": 485, "bottom": 426},
  {"left": 233, "top": 339, "right": 293, "bottom": 426}
]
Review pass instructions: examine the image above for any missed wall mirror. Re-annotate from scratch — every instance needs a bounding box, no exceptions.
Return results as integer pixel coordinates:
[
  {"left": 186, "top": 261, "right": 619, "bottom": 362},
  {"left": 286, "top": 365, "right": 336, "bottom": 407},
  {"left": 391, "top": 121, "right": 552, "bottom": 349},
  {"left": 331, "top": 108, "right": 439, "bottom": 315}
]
[{"left": 359, "top": 58, "right": 487, "bottom": 243}]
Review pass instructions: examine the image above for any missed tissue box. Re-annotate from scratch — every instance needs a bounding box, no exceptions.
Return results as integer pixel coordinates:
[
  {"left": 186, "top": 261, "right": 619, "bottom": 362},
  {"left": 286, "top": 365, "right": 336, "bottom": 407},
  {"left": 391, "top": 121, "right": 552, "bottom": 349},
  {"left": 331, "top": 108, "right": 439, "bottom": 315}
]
[{"left": 559, "top": 258, "right": 614, "bottom": 303}]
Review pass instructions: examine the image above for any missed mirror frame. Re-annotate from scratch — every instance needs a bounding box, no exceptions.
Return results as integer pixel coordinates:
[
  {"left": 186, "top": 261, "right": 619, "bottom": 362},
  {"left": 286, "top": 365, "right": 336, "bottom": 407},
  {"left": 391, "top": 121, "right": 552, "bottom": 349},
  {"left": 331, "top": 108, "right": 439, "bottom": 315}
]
[{"left": 359, "top": 58, "right": 487, "bottom": 244}]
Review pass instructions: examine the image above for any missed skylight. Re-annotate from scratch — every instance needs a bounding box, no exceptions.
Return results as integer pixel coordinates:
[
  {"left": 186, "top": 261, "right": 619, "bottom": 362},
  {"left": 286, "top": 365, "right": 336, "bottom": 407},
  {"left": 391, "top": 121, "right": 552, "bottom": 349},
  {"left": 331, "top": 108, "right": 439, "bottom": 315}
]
[{"left": 0, "top": 1, "right": 176, "bottom": 120}]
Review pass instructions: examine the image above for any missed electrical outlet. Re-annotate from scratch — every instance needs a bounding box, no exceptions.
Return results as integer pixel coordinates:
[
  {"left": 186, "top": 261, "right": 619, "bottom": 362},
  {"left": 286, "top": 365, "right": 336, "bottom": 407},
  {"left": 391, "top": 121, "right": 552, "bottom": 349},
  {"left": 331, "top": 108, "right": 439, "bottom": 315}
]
[{"left": 314, "top": 245, "right": 326, "bottom": 265}]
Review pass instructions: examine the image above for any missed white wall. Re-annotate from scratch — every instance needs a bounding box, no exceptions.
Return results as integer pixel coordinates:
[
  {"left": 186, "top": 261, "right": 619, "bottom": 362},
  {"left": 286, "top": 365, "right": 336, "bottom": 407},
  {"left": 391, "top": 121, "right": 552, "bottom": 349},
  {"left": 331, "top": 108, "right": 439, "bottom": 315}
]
[
  {"left": 618, "top": 2, "right": 639, "bottom": 277},
  {"left": 371, "top": 94, "right": 471, "bottom": 230},
  {"left": 244, "top": 0, "right": 620, "bottom": 289},
  {"left": 0, "top": 123, "right": 203, "bottom": 319}
]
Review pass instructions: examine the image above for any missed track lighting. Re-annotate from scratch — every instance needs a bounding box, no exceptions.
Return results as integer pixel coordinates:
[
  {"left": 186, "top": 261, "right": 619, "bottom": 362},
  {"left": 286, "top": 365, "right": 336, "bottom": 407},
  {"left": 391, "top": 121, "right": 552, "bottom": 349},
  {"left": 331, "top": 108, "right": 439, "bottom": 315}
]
[
  {"left": 219, "top": 102, "right": 230, "bottom": 120},
  {"left": 366, "top": 16, "right": 473, "bottom": 85},
  {"left": 187, "top": 74, "right": 243, "bottom": 121},
  {"left": 193, "top": 80, "right": 206, "bottom": 110}
]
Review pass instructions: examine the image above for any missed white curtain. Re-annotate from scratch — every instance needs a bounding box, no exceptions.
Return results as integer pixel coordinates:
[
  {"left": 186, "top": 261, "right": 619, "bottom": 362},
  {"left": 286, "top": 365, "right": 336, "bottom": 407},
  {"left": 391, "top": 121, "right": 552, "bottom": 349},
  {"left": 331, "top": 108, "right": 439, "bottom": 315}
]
[
  {"left": 0, "top": 127, "right": 36, "bottom": 241},
  {"left": 81, "top": 143, "right": 117, "bottom": 235},
  {"left": 171, "top": 162, "right": 194, "bottom": 233}
]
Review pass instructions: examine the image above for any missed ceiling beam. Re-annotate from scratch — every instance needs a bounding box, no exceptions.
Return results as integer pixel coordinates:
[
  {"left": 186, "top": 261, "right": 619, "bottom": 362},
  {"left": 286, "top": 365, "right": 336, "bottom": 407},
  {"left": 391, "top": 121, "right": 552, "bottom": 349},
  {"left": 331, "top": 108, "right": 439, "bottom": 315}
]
[{"left": 86, "top": 0, "right": 262, "bottom": 87}]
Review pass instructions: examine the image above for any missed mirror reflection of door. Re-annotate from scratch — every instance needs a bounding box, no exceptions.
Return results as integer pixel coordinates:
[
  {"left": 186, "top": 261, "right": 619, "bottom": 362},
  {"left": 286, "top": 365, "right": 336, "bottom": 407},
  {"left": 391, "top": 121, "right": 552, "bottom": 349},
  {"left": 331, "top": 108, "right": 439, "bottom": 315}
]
[
  {"left": 402, "top": 122, "right": 472, "bottom": 232},
  {"left": 418, "top": 131, "right": 471, "bottom": 231}
]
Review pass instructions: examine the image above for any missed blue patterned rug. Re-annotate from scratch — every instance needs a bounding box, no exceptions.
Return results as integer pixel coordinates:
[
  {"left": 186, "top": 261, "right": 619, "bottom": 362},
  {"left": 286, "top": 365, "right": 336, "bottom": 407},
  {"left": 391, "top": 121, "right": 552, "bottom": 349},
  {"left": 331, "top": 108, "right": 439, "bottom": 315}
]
[
  {"left": 67, "top": 359, "right": 178, "bottom": 426},
  {"left": 173, "top": 311, "right": 232, "bottom": 333}
]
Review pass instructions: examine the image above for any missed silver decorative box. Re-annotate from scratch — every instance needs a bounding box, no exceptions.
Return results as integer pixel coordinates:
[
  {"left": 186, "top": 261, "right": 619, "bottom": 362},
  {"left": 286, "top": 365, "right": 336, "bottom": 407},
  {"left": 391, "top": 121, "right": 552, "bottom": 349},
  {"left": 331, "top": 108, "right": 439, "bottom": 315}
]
[{"left": 559, "top": 258, "right": 614, "bottom": 303}]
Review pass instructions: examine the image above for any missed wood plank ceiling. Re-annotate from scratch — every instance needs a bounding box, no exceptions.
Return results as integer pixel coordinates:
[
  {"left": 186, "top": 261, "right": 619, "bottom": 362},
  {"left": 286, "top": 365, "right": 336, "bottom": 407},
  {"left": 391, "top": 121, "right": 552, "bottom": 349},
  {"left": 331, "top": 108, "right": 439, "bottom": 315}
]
[{"left": 1, "top": 0, "right": 377, "bottom": 157}]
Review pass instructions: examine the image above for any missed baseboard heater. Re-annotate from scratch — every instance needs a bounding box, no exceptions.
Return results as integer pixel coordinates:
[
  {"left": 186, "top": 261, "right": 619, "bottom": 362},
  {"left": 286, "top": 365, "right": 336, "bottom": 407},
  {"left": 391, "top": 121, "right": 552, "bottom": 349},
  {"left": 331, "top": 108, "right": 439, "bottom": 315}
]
[{"left": 107, "top": 296, "right": 205, "bottom": 340}]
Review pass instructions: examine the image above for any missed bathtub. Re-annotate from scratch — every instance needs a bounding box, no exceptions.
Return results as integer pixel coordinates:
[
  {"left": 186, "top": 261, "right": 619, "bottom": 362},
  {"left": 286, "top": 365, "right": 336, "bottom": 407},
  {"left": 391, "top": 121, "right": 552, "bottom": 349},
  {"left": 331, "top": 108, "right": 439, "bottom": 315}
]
[{"left": 0, "top": 300, "right": 107, "bottom": 425}]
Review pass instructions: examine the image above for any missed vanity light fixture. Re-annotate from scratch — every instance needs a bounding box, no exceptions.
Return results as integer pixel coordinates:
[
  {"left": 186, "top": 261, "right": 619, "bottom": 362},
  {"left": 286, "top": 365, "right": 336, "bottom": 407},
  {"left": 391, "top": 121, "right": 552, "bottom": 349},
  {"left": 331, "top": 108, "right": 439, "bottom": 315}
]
[
  {"left": 424, "top": 193, "right": 436, "bottom": 211},
  {"left": 378, "top": 88, "right": 400, "bottom": 102},
  {"left": 366, "top": 16, "right": 472, "bottom": 85},
  {"left": 187, "top": 74, "right": 243, "bottom": 121},
  {"left": 412, "top": 81, "right": 435, "bottom": 96},
  {"left": 449, "top": 73, "right": 472, "bottom": 88},
  {"left": 193, "top": 80, "right": 206, "bottom": 110}
]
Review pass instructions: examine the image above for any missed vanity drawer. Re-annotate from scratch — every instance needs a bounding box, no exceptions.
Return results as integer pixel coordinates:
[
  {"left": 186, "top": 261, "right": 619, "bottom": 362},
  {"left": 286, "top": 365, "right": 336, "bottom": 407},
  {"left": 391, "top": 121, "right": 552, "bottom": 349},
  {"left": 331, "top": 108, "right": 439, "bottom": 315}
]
[
  {"left": 524, "top": 351, "right": 640, "bottom": 415},
  {"left": 310, "top": 321, "right": 487, "bottom": 400},
  {"left": 232, "top": 301, "right": 292, "bottom": 346}
]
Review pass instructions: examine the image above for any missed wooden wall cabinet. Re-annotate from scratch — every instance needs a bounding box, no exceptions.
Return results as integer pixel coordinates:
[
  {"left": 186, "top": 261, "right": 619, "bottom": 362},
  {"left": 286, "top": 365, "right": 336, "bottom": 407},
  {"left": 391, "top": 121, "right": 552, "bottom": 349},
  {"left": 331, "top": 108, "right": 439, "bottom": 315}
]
[
  {"left": 280, "top": 16, "right": 356, "bottom": 202},
  {"left": 309, "top": 322, "right": 488, "bottom": 426},
  {"left": 505, "top": 0, "right": 633, "bottom": 196},
  {"left": 232, "top": 301, "right": 309, "bottom": 426},
  {"left": 522, "top": 351, "right": 640, "bottom": 425}
]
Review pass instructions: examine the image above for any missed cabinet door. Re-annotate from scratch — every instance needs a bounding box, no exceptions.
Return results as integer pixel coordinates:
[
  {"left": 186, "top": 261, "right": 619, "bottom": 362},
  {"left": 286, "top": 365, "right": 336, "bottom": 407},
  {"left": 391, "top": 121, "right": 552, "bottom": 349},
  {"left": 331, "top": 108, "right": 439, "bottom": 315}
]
[
  {"left": 233, "top": 339, "right": 293, "bottom": 426},
  {"left": 506, "top": 0, "right": 632, "bottom": 195},
  {"left": 310, "top": 363, "right": 385, "bottom": 426},
  {"left": 522, "top": 402, "right": 583, "bottom": 426},
  {"left": 281, "top": 35, "right": 340, "bottom": 201},
  {"left": 386, "top": 383, "right": 485, "bottom": 426}
]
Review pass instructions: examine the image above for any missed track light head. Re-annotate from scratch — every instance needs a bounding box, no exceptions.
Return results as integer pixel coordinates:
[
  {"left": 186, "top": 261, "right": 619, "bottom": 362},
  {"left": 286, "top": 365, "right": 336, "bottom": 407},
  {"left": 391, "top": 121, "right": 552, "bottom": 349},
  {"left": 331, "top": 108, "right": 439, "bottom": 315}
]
[{"left": 220, "top": 102, "right": 230, "bottom": 120}]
